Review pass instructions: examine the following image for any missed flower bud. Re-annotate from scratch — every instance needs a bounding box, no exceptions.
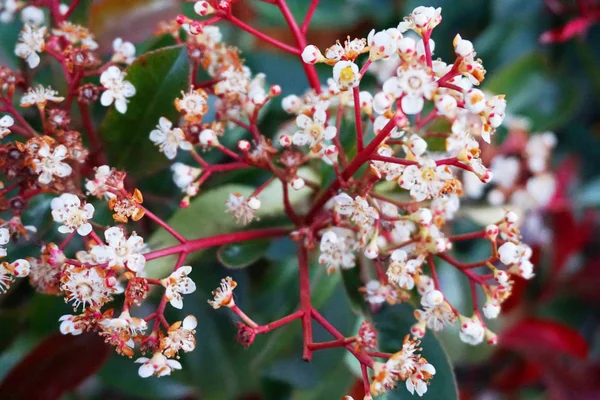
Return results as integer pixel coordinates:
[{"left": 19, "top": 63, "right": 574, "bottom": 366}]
[
  {"left": 411, "top": 208, "right": 432, "bottom": 226},
  {"left": 301, "top": 45, "right": 323, "bottom": 64},
  {"left": 237, "top": 139, "right": 251, "bottom": 152},
  {"left": 505, "top": 210, "right": 519, "bottom": 224},
  {"left": 247, "top": 196, "right": 261, "bottom": 210},
  {"left": 199, "top": 129, "right": 219, "bottom": 147},
  {"left": 373, "top": 92, "right": 393, "bottom": 114},
  {"left": 494, "top": 269, "right": 509, "bottom": 286},
  {"left": 269, "top": 85, "right": 281, "bottom": 97},
  {"left": 416, "top": 274, "right": 434, "bottom": 295},
  {"left": 236, "top": 322, "right": 256, "bottom": 347},
  {"left": 482, "top": 298, "right": 500, "bottom": 319},
  {"left": 397, "top": 37, "right": 416, "bottom": 57},
  {"left": 281, "top": 95, "right": 301, "bottom": 113},
  {"left": 364, "top": 238, "right": 380, "bottom": 259},
  {"left": 194, "top": 1, "right": 214, "bottom": 16},
  {"left": 485, "top": 224, "right": 499, "bottom": 241},
  {"left": 291, "top": 177, "right": 305, "bottom": 190},
  {"left": 453, "top": 34, "right": 474, "bottom": 57},
  {"left": 465, "top": 89, "right": 486, "bottom": 114},
  {"left": 485, "top": 328, "right": 498, "bottom": 345},
  {"left": 278, "top": 134, "right": 292, "bottom": 148},
  {"left": 410, "top": 319, "right": 426, "bottom": 338},
  {"left": 422, "top": 289, "right": 444, "bottom": 307},
  {"left": 407, "top": 134, "right": 427, "bottom": 156},
  {"left": 189, "top": 21, "right": 203, "bottom": 35},
  {"left": 324, "top": 145, "right": 339, "bottom": 163},
  {"left": 176, "top": 14, "right": 188, "bottom": 25}
]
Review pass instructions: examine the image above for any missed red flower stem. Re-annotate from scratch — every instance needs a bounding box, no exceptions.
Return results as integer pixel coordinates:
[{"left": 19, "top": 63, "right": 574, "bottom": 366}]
[
  {"left": 0, "top": 101, "right": 36, "bottom": 137},
  {"left": 306, "top": 117, "right": 398, "bottom": 222},
  {"left": 422, "top": 30, "right": 433, "bottom": 69},
  {"left": 254, "top": 310, "right": 303, "bottom": 334},
  {"left": 438, "top": 253, "right": 486, "bottom": 284},
  {"left": 428, "top": 255, "right": 441, "bottom": 290},
  {"left": 190, "top": 150, "right": 209, "bottom": 167},
  {"left": 308, "top": 337, "right": 356, "bottom": 350},
  {"left": 206, "top": 161, "right": 249, "bottom": 173},
  {"left": 374, "top": 259, "right": 387, "bottom": 282},
  {"left": 366, "top": 351, "right": 392, "bottom": 359},
  {"left": 282, "top": 180, "right": 301, "bottom": 225},
  {"left": 216, "top": 144, "right": 240, "bottom": 161},
  {"left": 223, "top": 14, "right": 301, "bottom": 56},
  {"left": 79, "top": 101, "right": 109, "bottom": 166},
  {"left": 414, "top": 109, "right": 438, "bottom": 130},
  {"left": 469, "top": 279, "right": 479, "bottom": 310},
  {"left": 231, "top": 305, "right": 259, "bottom": 328},
  {"left": 435, "top": 157, "right": 459, "bottom": 166},
  {"left": 251, "top": 176, "right": 275, "bottom": 197},
  {"left": 448, "top": 231, "right": 487, "bottom": 241},
  {"left": 141, "top": 206, "right": 186, "bottom": 243},
  {"left": 370, "top": 154, "right": 419, "bottom": 166},
  {"left": 368, "top": 192, "right": 418, "bottom": 210},
  {"left": 361, "top": 363, "right": 371, "bottom": 395},
  {"left": 353, "top": 86, "right": 365, "bottom": 151},
  {"left": 62, "top": 0, "right": 81, "bottom": 20},
  {"left": 297, "top": 243, "right": 314, "bottom": 361},
  {"left": 89, "top": 230, "right": 103, "bottom": 245},
  {"left": 311, "top": 308, "right": 374, "bottom": 367},
  {"left": 300, "top": 0, "right": 319, "bottom": 33},
  {"left": 439, "top": 81, "right": 464, "bottom": 92},
  {"left": 277, "top": 0, "right": 322, "bottom": 93},
  {"left": 194, "top": 77, "right": 222, "bottom": 90},
  {"left": 144, "top": 227, "right": 291, "bottom": 261},
  {"left": 58, "top": 231, "right": 76, "bottom": 251},
  {"left": 6, "top": 124, "right": 31, "bottom": 137},
  {"left": 333, "top": 102, "right": 348, "bottom": 166},
  {"left": 360, "top": 59, "right": 372, "bottom": 77}
]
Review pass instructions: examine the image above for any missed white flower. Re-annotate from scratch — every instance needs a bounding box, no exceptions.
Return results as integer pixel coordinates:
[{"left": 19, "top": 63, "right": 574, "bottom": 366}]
[
  {"left": 59, "top": 314, "right": 83, "bottom": 335},
  {"left": 150, "top": 117, "right": 192, "bottom": 160},
  {"left": 526, "top": 173, "right": 556, "bottom": 207},
  {"left": 362, "top": 280, "right": 403, "bottom": 305},
  {"left": 171, "top": 163, "right": 202, "bottom": 195},
  {"left": 0, "top": 258, "right": 30, "bottom": 291},
  {"left": 490, "top": 155, "right": 520, "bottom": 189},
  {"left": 334, "top": 193, "right": 379, "bottom": 227},
  {"left": 90, "top": 227, "right": 146, "bottom": 274},
  {"left": 51, "top": 194, "right": 94, "bottom": 236},
  {"left": 0, "top": 228, "right": 9, "bottom": 258},
  {"left": 465, "top": 89, "right": 486, "bottom": 114},
  {"left": 282, "top": 95, "right": 303, "bottom": 114},
  {"left": 21, "top": 6, "right": 45, "bottom": 26},
  {"left": 398, "top": 6, "right": 442, "bottom": 33},
  {"left": 20, "top": 85, "right": 64, "bottom": 107},
  {"left": 483, "top": 298, "right": 501, "bottom": 319},
  {"left": 161, "top": 266, "right": 196, "bottom": 309},
  {"left": 100, "top": 66, "right": 136, "bottom": 114},
  {"left": 367, "top": 28, "right": 401, "bottom": 60},
  {"left": 319, "top": 229, "right": 356, "bottom": 273},
  {"left": 0, "top": 0, "right": 18, "bottom": 23},
  {"left": 386, "top": 65, "right": 437, "bottom": 114},
  {"left": 458, "top": 315, "right": 485, "bottom": 345},
  {"left": 370, "top": 146, "right": 404, "bottom": 181},
  {"left": 112, "top": 38, "right": 136, "bottom": 64},
  {"left": 60, "top": 265, "right": 113, "bottom": 310},
  {"left": 208, "top": 277, "right": 237, "bottom": 309},
  {"left": 301, "top": 44, "right": 323, "bottom": 64},
  {"left": 399, "top": 158, "right": 453, "bottom": 201},
  {"left": 498, "top": 242, "right": 535, "bottom": 279},
  {"left": 100, "top": 310, "right": 147, "bottom": 336},
  {"left": 85, "top": 165, "right": 117, "bottom": 199},
  {"left": 0, "top": 115, "right": 14, "bottom": 138},
  {"left": 175, "top": 88, "right": 209, "bottom": 122},
  {"left": 431, "top": 195, "right": 460, "bottom": 223},
  {"left": 136, "top": 352, "right": 182, "bottom": 378},
  {"left": 405, "top": 134, "right": 427, "bottom": 156},
  {"left": 453, "top": 34, "right": 474, "bottom": 57},
  {"left": 293, "top": 103, "right": 336, "bottom": 153},
  {"left": 332, "top": 60, "right": 360, "bottom": 90},
  {"left": 386, "top": 249, "right": 424, "bottom": 290},
  {"left": 405, "top": 361, "right": 436, "bottom": 397},
  {"left": 15, "top": 24, "right": 46, "bottom": 68},
  {"left": 414, "top": 289, "right": 456, "bottom": 332},
  {"left": 225, "top": 193, "right": 258, "bottom": 225},
  {"left": 162, "top": 315, "right": 197, "bottom": 357}
]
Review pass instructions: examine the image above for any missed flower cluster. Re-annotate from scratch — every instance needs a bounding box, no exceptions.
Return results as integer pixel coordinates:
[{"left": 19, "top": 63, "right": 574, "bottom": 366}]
[{"left": 0, "top": 1, "right": 550, "bottom": 397}]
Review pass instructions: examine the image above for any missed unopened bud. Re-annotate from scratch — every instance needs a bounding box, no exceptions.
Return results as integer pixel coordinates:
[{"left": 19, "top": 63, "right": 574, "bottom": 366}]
[
  {"left": 301, "top": 45, "right": 323, "bottom": 64},
  {"left": 291, "top": 177, "right": 305, "bottom": 190},
  {"left": 189, "top": 21, "right": 203, "bottom": 35},
  {"left": 505, "top": 211, "right": 518, "bottom": 224},
  {"left": 176, "top": 14, "right": 188, "bottom": 25},
  {"left": 278, "top": 134, "right": 292, "bottom": 148},
  {"left": 364, "top": 238, "right": 380, "bottom": 259},
  {"left": 247, "top": 196, "right": 261, "bottom": 210},
  {"left": 485, "top": 328, "right": 498, "bottom": 345},
  {"left": 485, "top": 224, "right": 499, "bottom": 241},
  {"left": 411, "top": 208, "right": 432, "bottom": 226},
  {"left": 199, "top": 129, "right": 219, "bottom": 147},
  {"left": 494, "top": 269, "right": 509, "bottom": 286},
  {"left": 194, "top": 1, "right": 215, "bottom": 16},
  {"left": 324, "top": 145, "right": 339, "bottom": 163},
  {"left": 238, "top": 140, "right": 251, "bottom": 152},
  {"left": 269, "top": 85, "right": 281, "bottom": 97}
]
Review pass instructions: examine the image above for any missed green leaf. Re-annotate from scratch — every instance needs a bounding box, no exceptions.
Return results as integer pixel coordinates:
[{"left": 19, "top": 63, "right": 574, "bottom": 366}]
[
  {"left": 217, "top": 239, "right": 271, "bottom": 269},
  {"left": 374, "top": 304, "right": 458, "bottom": 399},
  {"left": 99, "top": 45, "right": 190, "bottom": 176},
  {"left": 146, "top": 168, "right": 318, "bottom": 278},
  {"left": 483, "top": 53, "right": 581, "bottom": 131},
  {"left": 341, "top": 264, "right": 369, "bottom": 316}
]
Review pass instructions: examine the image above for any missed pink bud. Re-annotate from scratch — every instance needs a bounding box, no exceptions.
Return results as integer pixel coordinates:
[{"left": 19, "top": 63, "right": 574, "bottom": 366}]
[
  {"left": 238, "top": 140, "right": 251, "bottom": 152},
  {"left": 189, "top": 21, "right": 203, "bottom": 35},
  {"left": 485, "top": 224, "right": 499, "bottom": 241},
  {"left": 269, "top": 85, "right": 281, "bottom": 97},
  {"left": 176, "top": 14, "right": 188, "bottom": 25}
]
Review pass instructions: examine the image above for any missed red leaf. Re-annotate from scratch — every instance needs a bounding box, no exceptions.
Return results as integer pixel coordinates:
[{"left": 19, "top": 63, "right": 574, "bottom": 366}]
[
  {"left": 491, "top": 357, "right": 541, "bottom": 391},
  {"left": 540, "top": 16, "right": 594, "bottom": 43},
  {"left": 500, "top": 318, "right": 589, "bottom": 360},
  {"left": 551, "top": 209, "right": 594, "bottom": 274},
  {"left": 0, "top": 333, "right": 111, "bottom": 400}
]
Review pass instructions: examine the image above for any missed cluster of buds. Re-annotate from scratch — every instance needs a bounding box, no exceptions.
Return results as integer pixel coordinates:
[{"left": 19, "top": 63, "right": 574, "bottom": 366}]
[{"left": 0, "top": 1, "right": 554, "bottom": 398}]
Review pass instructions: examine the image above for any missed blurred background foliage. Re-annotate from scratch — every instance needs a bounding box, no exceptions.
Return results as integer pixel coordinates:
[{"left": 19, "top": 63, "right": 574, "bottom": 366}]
[{"left": 1, "top": 0, "right": 600, "bottom": 399}]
